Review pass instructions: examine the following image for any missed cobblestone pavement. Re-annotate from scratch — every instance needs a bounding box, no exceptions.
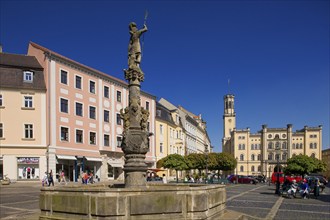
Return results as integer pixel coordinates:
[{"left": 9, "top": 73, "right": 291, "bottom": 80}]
[
  {"left": 0, "top": 181, "right": 41, "bottom": 219},
  {"left": 226, "top": 183, "right": 330, "bottom": 220},
  {"left": 1, "top": 181, "right": 329, "bottom": 219}
]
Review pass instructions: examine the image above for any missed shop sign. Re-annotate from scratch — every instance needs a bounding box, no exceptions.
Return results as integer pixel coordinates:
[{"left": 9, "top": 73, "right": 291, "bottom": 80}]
[{"left": 17, "top": 157, "right": 39, "bottom": 164}]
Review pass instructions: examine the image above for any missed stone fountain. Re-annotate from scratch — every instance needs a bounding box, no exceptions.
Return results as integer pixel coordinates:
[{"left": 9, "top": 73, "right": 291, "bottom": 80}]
[{"left": 39, "top": 22, "right": 230, "bottom": 220}]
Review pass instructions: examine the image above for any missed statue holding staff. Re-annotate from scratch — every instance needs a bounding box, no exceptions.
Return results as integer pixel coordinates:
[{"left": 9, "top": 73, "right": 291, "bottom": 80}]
[{"left": 128, "top": 22, "right": 147, "bottom": 68}]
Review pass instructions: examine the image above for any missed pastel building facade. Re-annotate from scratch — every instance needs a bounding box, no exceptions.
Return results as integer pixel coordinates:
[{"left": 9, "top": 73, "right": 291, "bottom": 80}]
[
  {"left": 28, "top": 42, "right": 156, "bottom": 182},
  {"left": 158, "top": 98, "right": 211, "bottom": 155},
  {"left": 155, "top": 102, "right": 185, "bottom": 177},
  {"left": 222, "top": 94, "right": 323, "bottom": 178},
  {"left": 0, "top": 52, "right": 47, "bottom": 181}
]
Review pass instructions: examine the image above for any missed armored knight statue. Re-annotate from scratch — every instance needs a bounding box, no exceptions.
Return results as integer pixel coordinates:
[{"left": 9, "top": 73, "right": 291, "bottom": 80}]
[{"left": 128, "top": 22, "right": 147, "bottom": 68}]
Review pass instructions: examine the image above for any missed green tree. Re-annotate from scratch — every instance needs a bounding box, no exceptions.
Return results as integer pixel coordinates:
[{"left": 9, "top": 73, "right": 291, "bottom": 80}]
[
  {"left": 207, "top": 152, "right": 237, "bottom": 181},
  {"left": 284, "top": 155, "right": 326, "bottom": 176},
  {"left": 185, "top": 153, "right": 206, "bottom": 176},
  {"left": 162, "top": 154, "right": 188, "bottom": 183}
]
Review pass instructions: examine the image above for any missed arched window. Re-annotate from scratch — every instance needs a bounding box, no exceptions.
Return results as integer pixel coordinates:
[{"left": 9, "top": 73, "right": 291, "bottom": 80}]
[
  {"left": 268, "top": 153, "right": 273, "bottom": 160},
  {"left": 282, "top": 153, "right": 287, "bottom": 161},
  {"left": 311, "top": 153, "right": 315, "bottom": 158},
  {"left": 275, "top": 142, "right": 280, "bottom": 149},
  {"left": 258, "top": 166, "right": 261, "bottom": 172},
  {"left": 239, "top": 144, "right": 242, "bottom": 150},
  {"left": 275, "top": 154, "right": 280, "bottom": 160},
  {"left": 251, "top": 154, "right": 255, "bottom": 161},
  {"left": 240, "top": 166, "right": 244, "bottom": 172},
  {"left": 314, "top": 143, "right": 317, "bottom": 149},
  {"left": 300, "top": 143, "right": 303, "bottom": 149},
  {"left": 268, "top": 142, "right": 273, "bottom": 149},
  {"left": 282, "top": 142, "right": 287, "bottom": 149},
  {"left": 240, "top": 154, "right": 244, "bottom": 161},
  {"left": 242, "top": 144, "right": 245, "bottom": 150},
  {"left": 275, "top": 134, "right": 280, "bottom": 139},
  {"left": 257, "top": 154, "right": 261, "bottom": 160},
  {"left": 251, "top": 166, "right": 255, "bottom": 172},
  {"left": 310, "top": 143, "right": 313, "bottom": 149},
  {"left": 292, "top": 143, "right": 295, "bottom": 149},
  {"left": 251, "top": 144, "right": 254, "bottom": 150}
]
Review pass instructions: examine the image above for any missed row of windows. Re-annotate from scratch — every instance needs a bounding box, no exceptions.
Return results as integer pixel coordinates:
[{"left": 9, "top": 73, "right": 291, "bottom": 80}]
[
  {"left": 268, "top": 142, "right": 287, "bottom": 149},
  {"left": 251, "top": 144, "right": 260, "bottom": 150},
  {"left": 60, "top": 70, "right": 126, "bottom": 102},
  {"left": 59, "top": 98, "right": 122, "bottom": 124},
  {"left": 60, "top": 126, "right": 122, "bottom": 147},
  {"left": 292, "top": 153, "right": 316, "bottom": 158},
  {"left": 238, "top": 153, "right": 316, "bottom": 162},
  {"left": 309, "top": 143, "right": 317, "bottom": 149},
  {"left": 292, "top": 143, "right": 303, "bottom": 149},
  {"left": 0, "top": 95, "right": 35, "bottom": 108},
  {"left": 267, "top": 153, "right": 287, "bottom": 161},
  {"left": 268, "top": 134, "right": 286, "bottom": 139},
  {"left": 0, "top": 123, "right": 34, "bottom": 139},
  {"left": 238, "top": 144, "right": 245, "bottom": 150},
  {"left": 239, "top": 165, "right": 261, "bottom": 172}
]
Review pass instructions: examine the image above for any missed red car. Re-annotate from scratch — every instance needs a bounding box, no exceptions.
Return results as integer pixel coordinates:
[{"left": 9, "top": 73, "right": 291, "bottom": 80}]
[
  {"left": 229, "top": 175, "right": 258, "bottom": 184},
  {"left": 271, "top": 172, "right": 302, "bottom": 184}
]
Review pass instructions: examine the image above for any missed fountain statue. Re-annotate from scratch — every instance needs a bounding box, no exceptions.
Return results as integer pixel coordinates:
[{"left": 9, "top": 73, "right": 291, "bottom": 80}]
[{"left": 120, "top": 22, "right": 152, "bottom": 187}]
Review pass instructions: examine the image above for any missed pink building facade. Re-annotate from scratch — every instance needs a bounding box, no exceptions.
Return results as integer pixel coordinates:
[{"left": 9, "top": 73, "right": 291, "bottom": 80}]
[{"left": 28, "top": 42, "right": 156, "bottom": 182}]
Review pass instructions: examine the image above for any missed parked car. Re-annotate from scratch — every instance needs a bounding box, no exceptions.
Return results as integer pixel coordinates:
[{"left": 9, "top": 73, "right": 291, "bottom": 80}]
[
  {"left": 307, "top": 174, "right": 328, "bottom": 185},
  {"left": 228, "top": 175, "right": 258, "bottom": 184},
  {"left": 271, "top": 172, "right": 302, "bottom": 184},
  {"left": 255, "top": 175, "right": 267, "bottom": 183},
  {"left": 208, "top": 174, "right": 229, "bottom": 184}
]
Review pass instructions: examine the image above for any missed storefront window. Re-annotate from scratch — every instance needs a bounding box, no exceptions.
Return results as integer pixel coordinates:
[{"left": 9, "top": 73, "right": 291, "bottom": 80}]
[{"left": 17, "top": 157, "right": 39, "bottom": 179}]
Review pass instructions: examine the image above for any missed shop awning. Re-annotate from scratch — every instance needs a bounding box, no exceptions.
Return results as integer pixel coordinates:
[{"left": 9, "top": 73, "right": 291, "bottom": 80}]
[
  {"left": 85, "top": 157, "right": 102, "bottom": 162},
  {"left": 56, "top": 155, "right": 77, "bottom": 160}
]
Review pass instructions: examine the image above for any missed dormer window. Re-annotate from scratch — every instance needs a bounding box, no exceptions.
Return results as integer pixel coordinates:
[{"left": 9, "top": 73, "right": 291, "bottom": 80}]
[{"left": 23, "top": 71, "right": 33, "bottom": 82}]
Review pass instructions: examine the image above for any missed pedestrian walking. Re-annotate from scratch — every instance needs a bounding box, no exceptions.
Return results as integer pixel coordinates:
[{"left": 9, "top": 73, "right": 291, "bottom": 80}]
[
  {"left": 42, "top": 172, "right": 48, "bottom": 186},
  {"left": 60, "top": 170, "right": 67, "bottom": 185},
  {"left": 48, "top": 170, "right": 54, "bottom": 186}
]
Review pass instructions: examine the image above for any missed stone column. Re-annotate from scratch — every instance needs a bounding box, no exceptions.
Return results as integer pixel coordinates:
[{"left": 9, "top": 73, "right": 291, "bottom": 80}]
[
  {"left": 261, "top": 124, "right": 267, "bottom": 176},
  {"left": 120, "top": 22, "right": 151, "bottom": 188}
]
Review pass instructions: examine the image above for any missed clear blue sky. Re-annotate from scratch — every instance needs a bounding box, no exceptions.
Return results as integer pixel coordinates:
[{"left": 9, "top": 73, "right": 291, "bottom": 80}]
[{"left": 1, "top": 0, "right": 329, "bottom": 152}]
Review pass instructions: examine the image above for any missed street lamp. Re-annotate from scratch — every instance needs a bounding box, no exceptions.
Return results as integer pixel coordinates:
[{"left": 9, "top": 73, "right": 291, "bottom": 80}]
[
  {"left": 204, "top": 144, "right": 209, "bottom": 184},
  {"left": 236, "top": 157, "right": 238, "bottom": 184},
  {"left": 274, "top": 139, "right": 281, "bottom": 195}
]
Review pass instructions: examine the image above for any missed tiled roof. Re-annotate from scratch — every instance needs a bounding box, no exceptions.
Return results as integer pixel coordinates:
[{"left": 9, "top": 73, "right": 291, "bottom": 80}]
[
  {"left": 0, "top": 53, "right": 43, "bottom": 69},
  {"left": 0, "top": 53, "right": 46, "bottom": 91},
  {"left": 156, "top": 102, "right": 176, "bottom": 125}
]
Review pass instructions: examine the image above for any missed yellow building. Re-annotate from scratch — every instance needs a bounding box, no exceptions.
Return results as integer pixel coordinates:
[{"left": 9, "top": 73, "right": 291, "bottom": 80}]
[
  {"left": 0, "top": 52, "right": 47, "bottom": 181},
  {"left": 155, "top": 102, "right": 184, "bottom": 178},
  {"left": 222, "top": 94, "right": 323, "bottom": 179}
]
